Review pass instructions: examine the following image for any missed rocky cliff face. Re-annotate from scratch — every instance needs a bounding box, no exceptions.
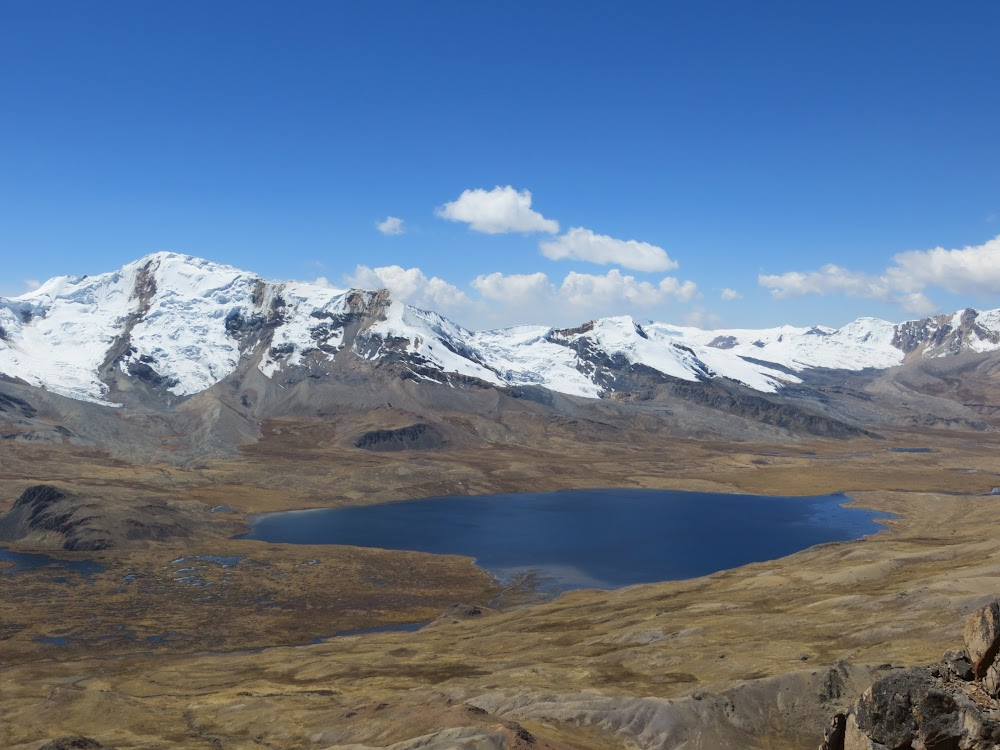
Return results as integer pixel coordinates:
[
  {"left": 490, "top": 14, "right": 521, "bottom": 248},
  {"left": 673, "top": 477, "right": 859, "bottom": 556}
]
[
  {"left": 893, "top": 309, "right": 1000, "bottom": 357},
  {"left": 820, "top": 600, "right": 1000, "bottom": 750}
]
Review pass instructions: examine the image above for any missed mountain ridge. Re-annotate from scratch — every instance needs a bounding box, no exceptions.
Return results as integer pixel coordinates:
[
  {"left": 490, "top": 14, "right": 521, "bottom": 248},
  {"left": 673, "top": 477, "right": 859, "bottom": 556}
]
[{"left": 2, "top": 252, "right": 998, "bottom": 407}]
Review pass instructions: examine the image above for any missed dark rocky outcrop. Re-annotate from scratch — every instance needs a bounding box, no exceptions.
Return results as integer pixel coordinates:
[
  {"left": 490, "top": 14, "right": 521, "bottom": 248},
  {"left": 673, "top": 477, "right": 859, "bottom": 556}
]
[
  {"left": 0, "top": 485, "right": 113, "bottom": 551},
  {"left": 430, "top": 603, "right": 498, "bottom": 627},
  {"left": 124, "top": 360, "right": 178, "bottom": 388},
  {"left": 708, "top": 335, "right": 738, "bottom": 349},
  {"left": 353, "top": 423, "right": 446, "bottom": 452},
  {"left": 0, "top": 391, "right": 37, "bottom": 418},
  {"left": 822, "top": 600, "right": 1000, "bottom": 749},
  {"left": 0, "top": 484, "right": 198, "bottom": 551},
  {"left": 943, "top": 650, "right": 975, "bottom": 682}
]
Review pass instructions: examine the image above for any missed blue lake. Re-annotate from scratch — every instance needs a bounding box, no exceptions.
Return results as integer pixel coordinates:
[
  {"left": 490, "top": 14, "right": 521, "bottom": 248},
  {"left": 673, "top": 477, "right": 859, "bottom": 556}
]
[{"left": 242, "top": 489, "right": 890, "bottom": 593}]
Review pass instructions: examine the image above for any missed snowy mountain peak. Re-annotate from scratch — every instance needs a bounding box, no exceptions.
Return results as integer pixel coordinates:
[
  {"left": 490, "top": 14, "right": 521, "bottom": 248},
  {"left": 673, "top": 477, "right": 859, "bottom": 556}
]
[
  {"left": 1, "top": 253, "right": 271, "bottom": 402},
  {"left": 4, "top": 254, "right": 1000, "bottom": 405}
]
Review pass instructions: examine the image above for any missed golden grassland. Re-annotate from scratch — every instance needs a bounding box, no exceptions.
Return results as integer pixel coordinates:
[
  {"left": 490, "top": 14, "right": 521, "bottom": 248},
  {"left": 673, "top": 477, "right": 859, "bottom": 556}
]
[{"left": 2, "top": 424, "right": 1000, "bottom": 748}]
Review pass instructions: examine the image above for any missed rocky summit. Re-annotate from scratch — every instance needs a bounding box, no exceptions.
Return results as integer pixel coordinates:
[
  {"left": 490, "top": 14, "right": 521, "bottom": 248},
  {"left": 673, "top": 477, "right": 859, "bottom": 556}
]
[{"left": 821, "top": 600, "right": 1000, "bottom": 750}]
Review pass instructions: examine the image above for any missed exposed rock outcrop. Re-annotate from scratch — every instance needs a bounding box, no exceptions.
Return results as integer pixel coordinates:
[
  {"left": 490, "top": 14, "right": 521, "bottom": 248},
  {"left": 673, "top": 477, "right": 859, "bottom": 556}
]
[
  {"left": 893, "top": 308, "right": 1000, "bottom": 357},
  {"left": 428, "top": 603, "right": 498, "bottom": 627},
  {"left": 353, "top": 423, "right": 446, "bottom": 452},
  {"left": 0, "top": 485, "right": 113, "bottom": 551},
  {"left": 0, "top": 391, "right": 37, "bottom": 418},
  {"left": 822, "top": 600, "right": 1000, "bottom": 749},
  {"left": 965, "top": 601, "right": 1000, "bottom": 678},
  {"left": 0, "top": 484, "right": 205, "bottom": 551}
]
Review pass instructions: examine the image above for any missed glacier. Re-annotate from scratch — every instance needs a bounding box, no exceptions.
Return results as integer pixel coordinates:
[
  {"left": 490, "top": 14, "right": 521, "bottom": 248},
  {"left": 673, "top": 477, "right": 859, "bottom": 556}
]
[{"left": 1, "top": 252, "right": 997, "bottom": 405}]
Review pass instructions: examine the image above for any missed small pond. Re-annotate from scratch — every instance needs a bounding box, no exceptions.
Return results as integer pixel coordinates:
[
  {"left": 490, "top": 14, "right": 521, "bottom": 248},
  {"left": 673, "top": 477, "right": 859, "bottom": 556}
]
[
  {"left": 0, "top": 548, "right": 105, "bottom": 580},
  {"left": 241, "top": 489, "right": 890, "bottom": 593}
]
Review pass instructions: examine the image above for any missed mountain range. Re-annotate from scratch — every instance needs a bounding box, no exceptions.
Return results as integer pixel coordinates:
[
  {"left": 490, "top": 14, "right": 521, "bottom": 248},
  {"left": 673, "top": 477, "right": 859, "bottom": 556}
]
[{"left": 2, "top": 252, "right": 999, "bottom": 457}]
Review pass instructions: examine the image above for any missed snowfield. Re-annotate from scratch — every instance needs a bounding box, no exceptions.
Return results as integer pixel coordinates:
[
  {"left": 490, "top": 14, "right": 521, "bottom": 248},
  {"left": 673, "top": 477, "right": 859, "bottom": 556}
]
[{"left": 1, "top": 253, "right": 997, "bottom": 404}]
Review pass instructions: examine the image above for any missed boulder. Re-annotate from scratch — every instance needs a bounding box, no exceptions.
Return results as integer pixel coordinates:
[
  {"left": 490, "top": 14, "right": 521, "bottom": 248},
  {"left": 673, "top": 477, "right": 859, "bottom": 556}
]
[
  {"left": 850, "top": 666, "right": 991, "bottom": 748},
  {"left": 963, "top": 600, "right": 1000, "bottom": 677},
  {"left": 942, "top": 649, "right": 974, "bottom": 682},
  {"left": 852, "top": 668, "right": 925, "bottom": 748},
  {"left": 825, "top": 600, "right": 1000, "bottom": 749}
]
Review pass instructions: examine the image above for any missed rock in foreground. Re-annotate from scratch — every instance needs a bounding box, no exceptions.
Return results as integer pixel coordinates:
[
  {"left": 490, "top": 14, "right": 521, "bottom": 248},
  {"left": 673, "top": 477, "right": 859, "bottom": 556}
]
[{"left": 822, "top": 600, "right": 1000, "bottom": 749}]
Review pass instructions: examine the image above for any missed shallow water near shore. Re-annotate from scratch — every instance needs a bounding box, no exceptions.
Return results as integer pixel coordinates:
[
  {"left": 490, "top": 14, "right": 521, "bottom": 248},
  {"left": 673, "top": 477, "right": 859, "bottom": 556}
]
[{"left": 242, "top": 489, "right": 891, "bottom": 594}]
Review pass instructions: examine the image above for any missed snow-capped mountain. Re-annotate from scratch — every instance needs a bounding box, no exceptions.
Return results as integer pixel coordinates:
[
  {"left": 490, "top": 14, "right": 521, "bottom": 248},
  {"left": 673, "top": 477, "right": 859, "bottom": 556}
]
[{"left": 1, "top": 252, "right": 999, "bottom": 406}]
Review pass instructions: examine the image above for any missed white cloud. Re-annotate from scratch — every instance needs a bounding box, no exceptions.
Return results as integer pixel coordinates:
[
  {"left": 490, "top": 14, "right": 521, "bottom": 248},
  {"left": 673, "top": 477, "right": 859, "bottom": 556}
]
[
  {"left": 471, "top": 269, "right": 698, "bottom": 325},
  {"left": 888, "top": 237, "right": 1000, "bottom": 296},
  {"left": 471, "top": 272, "right": 554, "bottom": 303},
  {"left": 560, "top": 270, "right": 697, "bottom": 307},
  {"left": 313, "top": 263, "right": 702, "bottom": 330},
  {"left": 758, "top": 235, "right": 1000, "bottom": 316},
  {"left": 759, "top": 265, "right": 891, "bottom": 300},
  {"left": 540, "top": 227, "right": 677, "bottom": 273},
  {"left": 720, "top": 287, "right": 742, "bottom": 301},
  {"left": 24, "top": 279, "right": 41, "bottom": 291},
  {"left": 436, "top": 186, "right": 559, "bottom": 235},
  {"left": 683, "top": 308, "right": 723, "bottom": 328},
  {"left": 346, "top": 265, "right": 469, "bottom": 311},
  {"left": 376, "top": 216, "right": 406, "bottom": 235}
]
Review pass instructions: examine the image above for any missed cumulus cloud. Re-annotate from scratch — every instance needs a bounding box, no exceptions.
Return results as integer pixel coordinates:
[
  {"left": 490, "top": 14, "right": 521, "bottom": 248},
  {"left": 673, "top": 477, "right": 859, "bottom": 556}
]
[
  {"left": 24, "top": 279, "right": 41, "bottom": 291},
  {"left": 346, "top": 264, "right": 469, "bottom": 311},
  {"left": 759, "top": 265, "right": 891, "bottom": 300},
  {"left": 720, "top": 288, "right": 742, "bottom": 301},
  {"left": 759, "top": 265, "right": 935, "bottom": 315},
  {"left": 311, "top": 262, "right": 703, "bottom": 330},
  {"left": 540, "top": 227, "right": 678, "bottom": 273},
  {"left": 472, "top": 269, "right": 698, "bottom": 322},
  {"left": 376, "top": 216, "right": 405, "bottom": 235},
  {"left": 436, "top": 186, "right": 559, "bottom": 235},
  {"left": 759, "top": 235, "right": 1000, "bottom": 315},
  {"left": 888, "top": 237, "right": 1000, "bottom": 296},
  {"left": 471, "top": 272, "right": 554, "bottom": 303},
  {"left": 560, "top": 270, "right": 697, "bottom": 307}
]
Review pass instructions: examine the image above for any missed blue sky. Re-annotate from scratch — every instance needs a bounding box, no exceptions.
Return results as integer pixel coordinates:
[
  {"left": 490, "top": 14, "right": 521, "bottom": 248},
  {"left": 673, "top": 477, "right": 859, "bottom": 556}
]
[{"left": 1, "top": 1, "right": 999, "bottom": 330}]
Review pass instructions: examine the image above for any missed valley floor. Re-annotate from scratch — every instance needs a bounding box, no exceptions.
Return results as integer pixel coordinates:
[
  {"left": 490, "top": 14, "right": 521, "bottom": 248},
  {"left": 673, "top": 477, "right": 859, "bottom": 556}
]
[{"left": 2, "top": 426, "right": 1000, "bottom": 748}]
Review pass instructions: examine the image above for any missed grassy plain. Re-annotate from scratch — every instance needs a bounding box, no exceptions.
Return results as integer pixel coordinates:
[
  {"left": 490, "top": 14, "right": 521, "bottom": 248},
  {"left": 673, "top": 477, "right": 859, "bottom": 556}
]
[{"left": 2, "top": 423, "right": 1000, "bottom": 748}]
